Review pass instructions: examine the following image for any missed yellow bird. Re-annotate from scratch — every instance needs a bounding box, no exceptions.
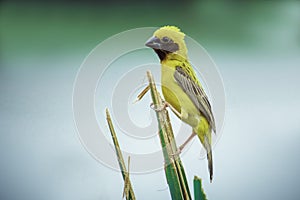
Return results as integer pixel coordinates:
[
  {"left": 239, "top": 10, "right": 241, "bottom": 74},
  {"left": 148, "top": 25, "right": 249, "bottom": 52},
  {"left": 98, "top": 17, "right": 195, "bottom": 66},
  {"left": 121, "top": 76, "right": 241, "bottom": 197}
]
[{"left": 145, "top": 26, "right": 216, "bottom": 182}]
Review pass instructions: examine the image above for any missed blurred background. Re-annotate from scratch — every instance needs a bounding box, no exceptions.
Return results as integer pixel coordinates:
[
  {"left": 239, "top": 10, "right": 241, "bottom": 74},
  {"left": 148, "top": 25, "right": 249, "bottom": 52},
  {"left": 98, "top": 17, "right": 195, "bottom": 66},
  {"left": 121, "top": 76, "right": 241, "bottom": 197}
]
[{"left": 1, "top": 0, "right": 300, "bottom": 199}]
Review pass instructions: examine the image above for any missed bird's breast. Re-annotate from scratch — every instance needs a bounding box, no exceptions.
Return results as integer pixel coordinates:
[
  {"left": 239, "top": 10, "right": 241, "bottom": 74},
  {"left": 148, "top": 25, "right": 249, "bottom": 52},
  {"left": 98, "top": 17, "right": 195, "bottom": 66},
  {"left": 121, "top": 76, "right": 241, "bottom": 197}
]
[{"left": 161, "top": 65, "right": 200, "bottom": 127}]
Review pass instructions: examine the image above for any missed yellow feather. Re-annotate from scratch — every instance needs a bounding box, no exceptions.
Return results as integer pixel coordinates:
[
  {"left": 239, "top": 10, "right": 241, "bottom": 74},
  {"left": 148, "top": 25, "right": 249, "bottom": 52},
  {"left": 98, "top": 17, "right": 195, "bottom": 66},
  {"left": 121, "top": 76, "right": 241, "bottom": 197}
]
[{"left": 147, "top": 26, "right": 215, "bottom": 181}]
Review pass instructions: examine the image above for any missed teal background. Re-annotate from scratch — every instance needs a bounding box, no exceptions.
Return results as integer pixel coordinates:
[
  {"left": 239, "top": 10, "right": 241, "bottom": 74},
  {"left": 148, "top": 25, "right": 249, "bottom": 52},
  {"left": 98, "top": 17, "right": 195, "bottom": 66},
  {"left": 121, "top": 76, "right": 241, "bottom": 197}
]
[{"left": 1, "top": 1, "right": 300, "bottom": 199}]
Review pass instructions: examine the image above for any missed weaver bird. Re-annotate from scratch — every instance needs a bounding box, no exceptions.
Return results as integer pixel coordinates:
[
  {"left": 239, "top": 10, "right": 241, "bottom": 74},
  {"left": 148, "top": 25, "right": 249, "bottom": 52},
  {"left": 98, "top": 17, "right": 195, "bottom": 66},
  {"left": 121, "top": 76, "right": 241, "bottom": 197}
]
[{"left": 145, "top": 26, "right": 216, "bottom": 182}]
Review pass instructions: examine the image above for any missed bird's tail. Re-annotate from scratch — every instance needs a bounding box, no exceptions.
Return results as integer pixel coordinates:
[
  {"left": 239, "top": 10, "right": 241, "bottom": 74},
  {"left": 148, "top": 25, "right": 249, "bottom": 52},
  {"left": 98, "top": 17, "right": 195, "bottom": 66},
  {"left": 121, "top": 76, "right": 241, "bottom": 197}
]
[
  {"left": 194, "top": 124, "right": 214, "bottom": 182},
  {"left": 204, "top": 134, "right": 213, "bottom": 182}
]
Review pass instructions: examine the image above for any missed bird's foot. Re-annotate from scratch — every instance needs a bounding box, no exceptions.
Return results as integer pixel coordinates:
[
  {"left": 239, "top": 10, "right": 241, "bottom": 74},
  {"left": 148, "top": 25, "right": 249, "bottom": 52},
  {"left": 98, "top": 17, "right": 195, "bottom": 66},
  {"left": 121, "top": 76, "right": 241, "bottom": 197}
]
[
  {"left": 150, "top": 102, "right": 167, "bottom": 112},
  {"left": 150, "top": 101, "right": 182, "bottom": 118},
  {"left": 171, "top": 146, "right": 183, "bottom": 156}
]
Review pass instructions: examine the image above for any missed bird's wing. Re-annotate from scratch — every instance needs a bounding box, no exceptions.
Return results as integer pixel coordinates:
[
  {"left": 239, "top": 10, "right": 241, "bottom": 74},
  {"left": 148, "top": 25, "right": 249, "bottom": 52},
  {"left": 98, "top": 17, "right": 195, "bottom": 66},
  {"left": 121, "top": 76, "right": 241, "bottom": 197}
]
[{"left": 174, "top": 66, "right": 216, "bottom": 133}]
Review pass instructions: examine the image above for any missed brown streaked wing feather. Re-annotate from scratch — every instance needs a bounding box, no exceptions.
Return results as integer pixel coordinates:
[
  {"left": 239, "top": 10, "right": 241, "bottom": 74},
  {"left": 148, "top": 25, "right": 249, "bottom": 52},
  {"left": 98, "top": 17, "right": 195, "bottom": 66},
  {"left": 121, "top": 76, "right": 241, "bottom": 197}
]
[{"left": 174, "top": 66, "right": 216, "bottom": 133}]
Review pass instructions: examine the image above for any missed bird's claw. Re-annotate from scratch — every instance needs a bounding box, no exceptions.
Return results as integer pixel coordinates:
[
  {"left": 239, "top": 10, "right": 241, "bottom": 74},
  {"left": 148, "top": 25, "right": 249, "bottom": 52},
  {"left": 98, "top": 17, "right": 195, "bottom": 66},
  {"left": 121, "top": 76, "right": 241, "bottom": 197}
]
[
  {"left": 171, "top": 147, "right": 182, "bottom": 156},
  {"left": 150, "top": 102, "right": 167, "bottom": 112}
]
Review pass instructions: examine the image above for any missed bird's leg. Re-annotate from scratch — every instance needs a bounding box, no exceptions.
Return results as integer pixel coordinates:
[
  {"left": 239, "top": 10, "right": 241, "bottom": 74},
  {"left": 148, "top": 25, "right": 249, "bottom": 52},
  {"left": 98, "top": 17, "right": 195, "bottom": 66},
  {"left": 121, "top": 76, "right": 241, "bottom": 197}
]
[
  {"left": 164, "top": 101, "right": 182, "bottom": 118},
  {"left": 150, "top": 101, "right": 182, "bottom": 118},
  {"left": 133, "top": 85, "right": 150, "bottom": 103},
  {"left": 135, "top": 84, "right": 181, "bottom": 118},
  {"left": 172, "top": 132, "right": 197, "bottom": 155},
  {"left": 150, "top": 101, "right": 167, "bottom": 112},
  {"left": 179, "top": 132, "right": 197, "bottom": 152}
]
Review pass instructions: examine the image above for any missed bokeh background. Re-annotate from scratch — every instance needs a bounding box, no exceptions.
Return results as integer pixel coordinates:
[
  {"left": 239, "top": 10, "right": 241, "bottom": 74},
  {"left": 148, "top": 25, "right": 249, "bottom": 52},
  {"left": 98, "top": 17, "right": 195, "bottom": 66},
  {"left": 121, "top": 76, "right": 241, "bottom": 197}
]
[{"left": 1, "top": 0, "right": 300, "bottom": 199}]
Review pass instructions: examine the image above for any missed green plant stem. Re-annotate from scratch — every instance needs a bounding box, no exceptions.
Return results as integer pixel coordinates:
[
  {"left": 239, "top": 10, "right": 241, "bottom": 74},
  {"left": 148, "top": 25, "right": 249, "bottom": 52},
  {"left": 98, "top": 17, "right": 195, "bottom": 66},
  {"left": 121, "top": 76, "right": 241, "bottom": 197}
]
[
  {"left": 106, "top": 109, "right": 136, "bottom": 200},
  {"left": 147, "top": 71, "right": 191, "bottom": 200},
  {"left": 193, "top": 176, "right": 207, "bottom": 200}
]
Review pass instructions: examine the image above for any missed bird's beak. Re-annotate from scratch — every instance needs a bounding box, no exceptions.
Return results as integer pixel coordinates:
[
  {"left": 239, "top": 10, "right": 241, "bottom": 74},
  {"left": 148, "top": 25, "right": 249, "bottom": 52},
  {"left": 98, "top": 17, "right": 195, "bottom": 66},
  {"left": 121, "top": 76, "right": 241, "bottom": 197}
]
[{"left": 145, "top": 36, "right": 161, "bottom": 49}]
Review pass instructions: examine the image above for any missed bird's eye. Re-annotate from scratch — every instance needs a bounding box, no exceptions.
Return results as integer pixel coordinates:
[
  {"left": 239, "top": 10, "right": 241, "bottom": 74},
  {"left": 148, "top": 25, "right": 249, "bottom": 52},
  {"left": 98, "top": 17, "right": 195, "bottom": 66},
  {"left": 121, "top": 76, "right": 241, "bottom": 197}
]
[{"left": 162, "top": 36, "right": 171, "bottom": 43}]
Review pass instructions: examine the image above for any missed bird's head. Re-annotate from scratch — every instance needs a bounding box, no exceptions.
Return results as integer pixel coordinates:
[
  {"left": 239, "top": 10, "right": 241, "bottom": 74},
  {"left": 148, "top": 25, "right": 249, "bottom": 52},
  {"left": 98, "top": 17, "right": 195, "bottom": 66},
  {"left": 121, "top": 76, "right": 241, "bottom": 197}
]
[{"left": 145, "top": 26, "right": 188, "bottom": 61}]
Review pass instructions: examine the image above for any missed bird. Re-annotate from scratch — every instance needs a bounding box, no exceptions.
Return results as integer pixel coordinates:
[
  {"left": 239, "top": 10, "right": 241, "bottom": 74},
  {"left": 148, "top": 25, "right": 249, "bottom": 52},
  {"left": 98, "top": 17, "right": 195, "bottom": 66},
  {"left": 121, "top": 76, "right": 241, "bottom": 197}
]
[{"left": 145, "top": 26, "right": 216, "bottom": 182}]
